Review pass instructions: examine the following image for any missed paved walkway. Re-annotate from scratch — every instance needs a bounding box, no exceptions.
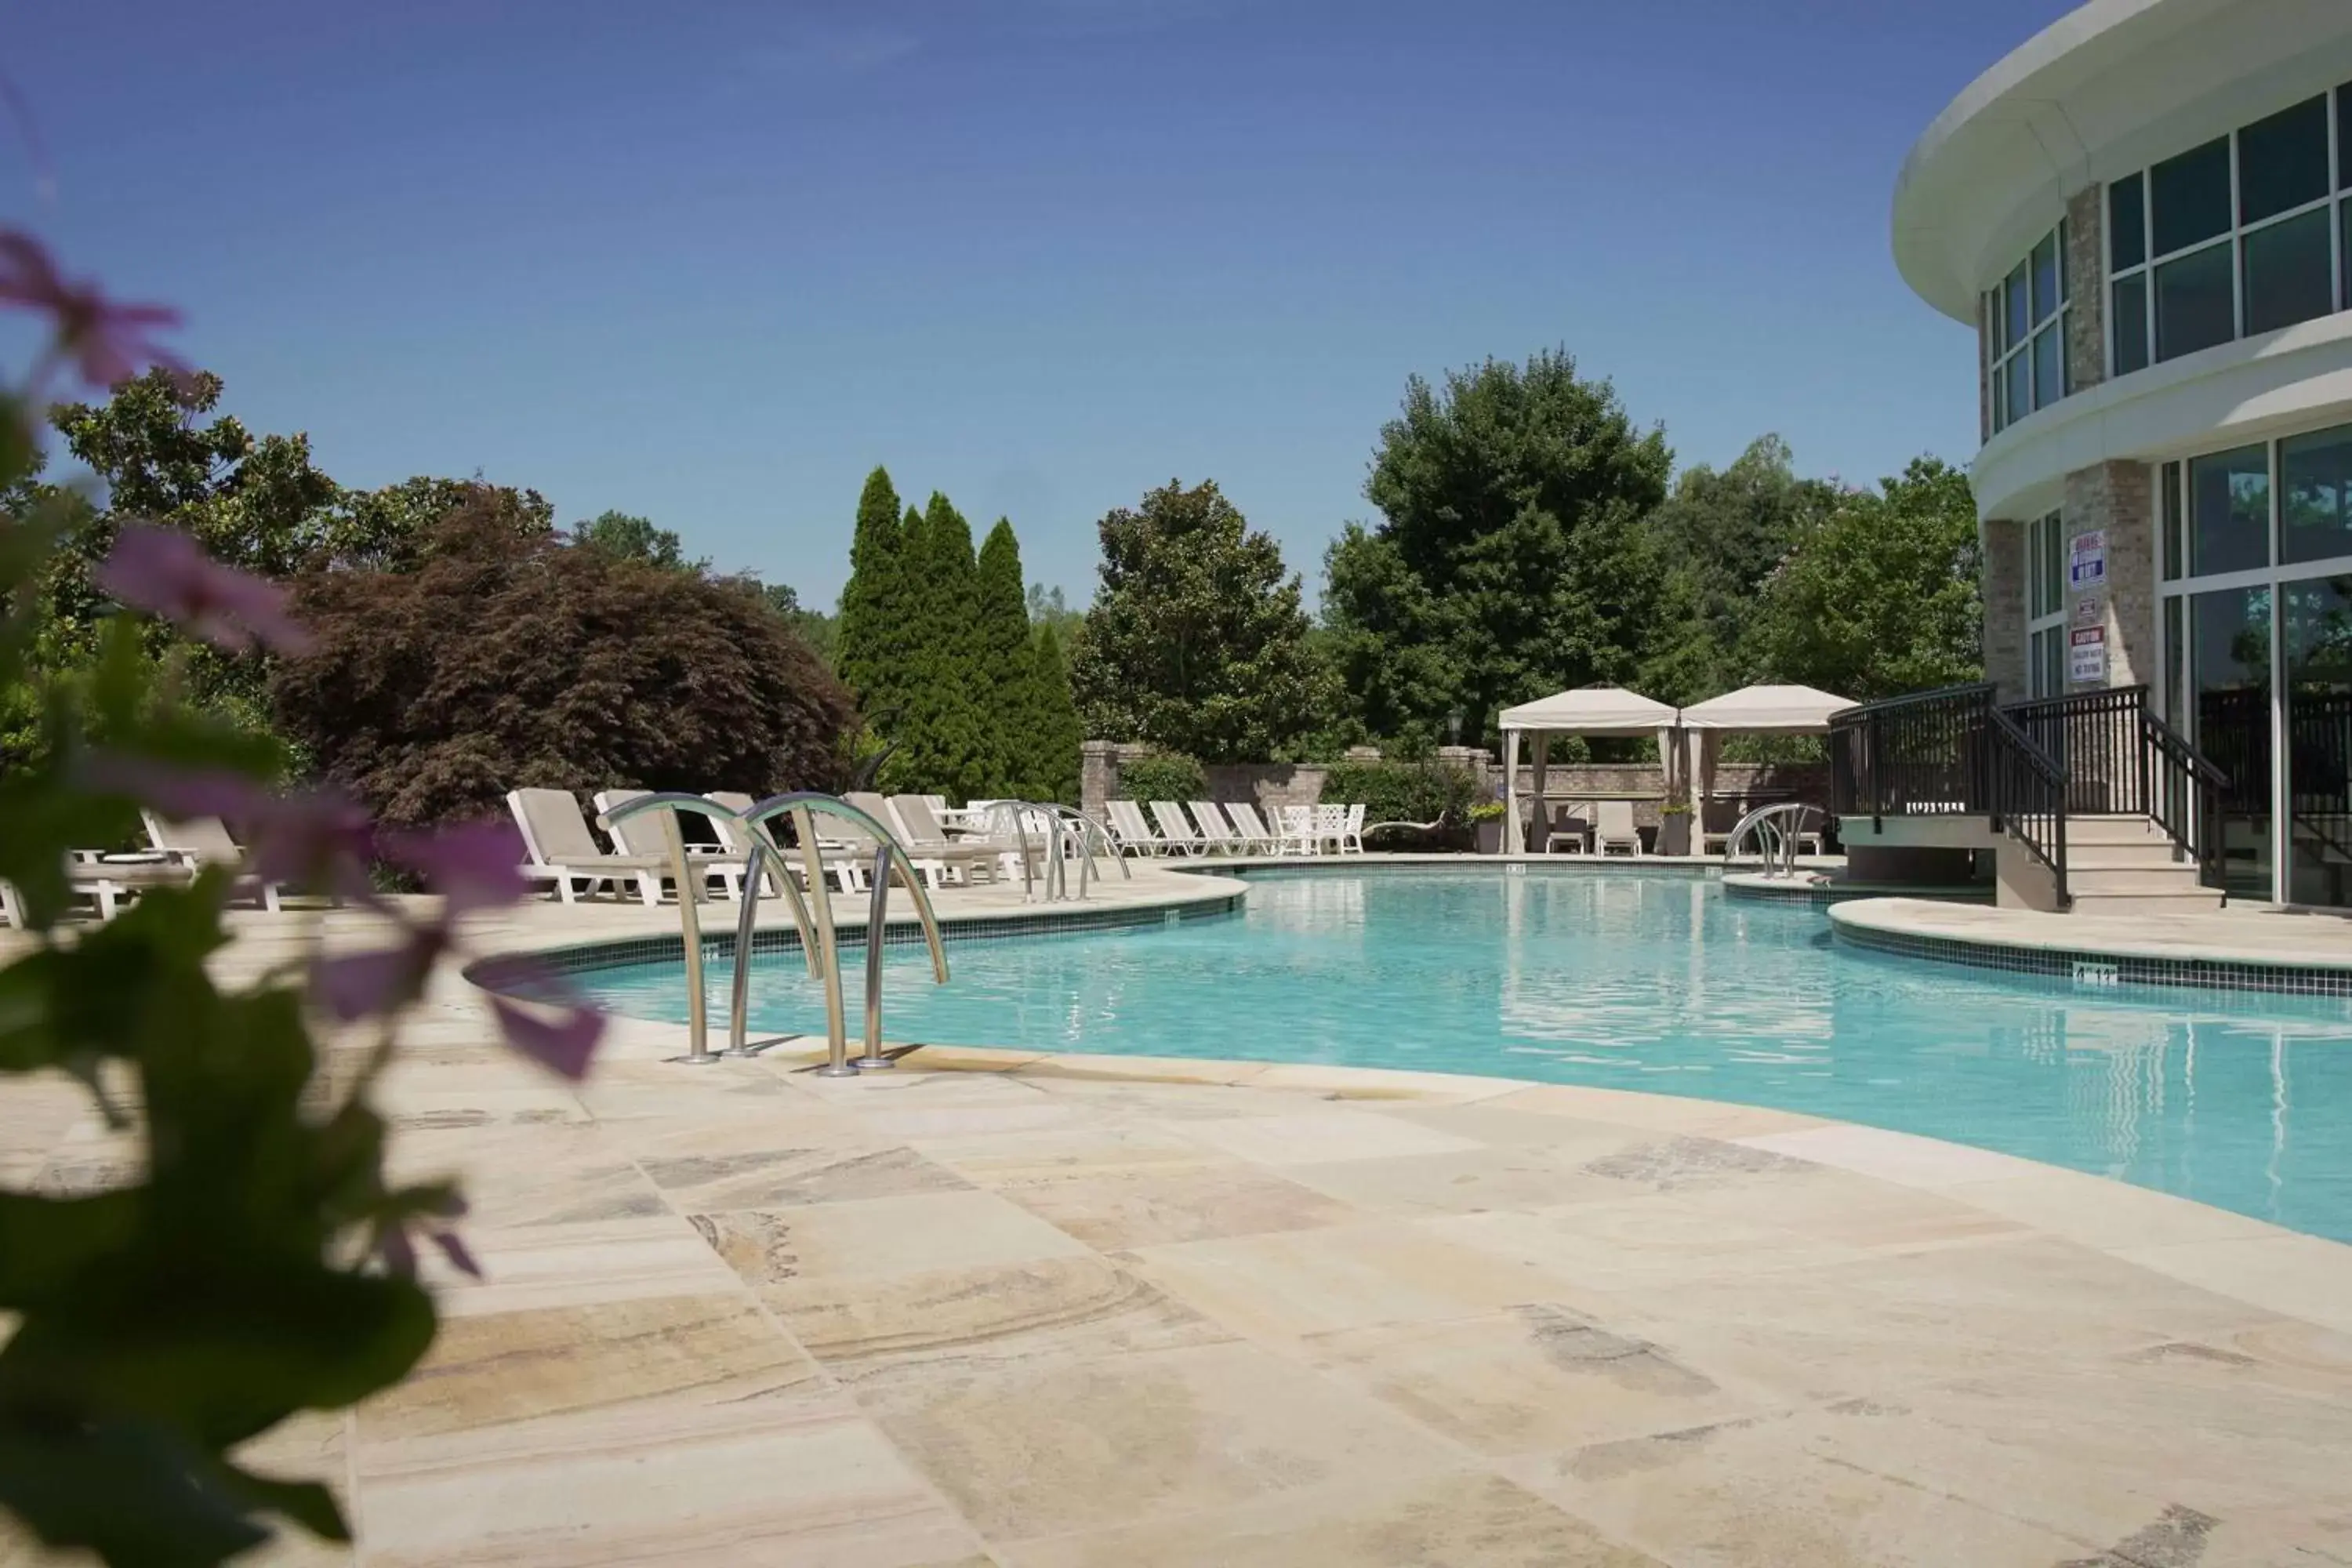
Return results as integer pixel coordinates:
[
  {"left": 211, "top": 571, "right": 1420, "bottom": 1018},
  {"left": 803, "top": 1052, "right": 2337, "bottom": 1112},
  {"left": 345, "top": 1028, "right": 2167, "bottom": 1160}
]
[
  {"left": 1835, "top": 895, "right": 2352, "bottom": 971},
  {"left": 9, "top": 883, "right": 2352, "bottom": 1564}
]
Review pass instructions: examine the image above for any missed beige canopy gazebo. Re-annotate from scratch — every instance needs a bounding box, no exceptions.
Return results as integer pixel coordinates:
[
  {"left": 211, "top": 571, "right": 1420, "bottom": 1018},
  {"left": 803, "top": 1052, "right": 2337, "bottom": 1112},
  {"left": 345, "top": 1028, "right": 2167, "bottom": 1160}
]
[
  {"left": 1676, "top": 683, "right": 1856, "bottom": 822},
  {"left": 1497, "top": 685, "right": 1683, "bottom": 853}
]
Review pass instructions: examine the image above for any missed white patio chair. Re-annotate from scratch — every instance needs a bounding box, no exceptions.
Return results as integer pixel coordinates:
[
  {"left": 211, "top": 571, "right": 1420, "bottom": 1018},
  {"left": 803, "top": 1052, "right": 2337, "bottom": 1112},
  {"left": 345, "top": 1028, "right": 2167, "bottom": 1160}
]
[
  {"left": 1274, "top": 804, "right": 1319, "bottom": 855},
  {"left": 1187, "top": 801, "right": 1246, "bottom": 855},
  {"left": 506, "top": 789, "right": 667, "bottom": 906},
  {"left": 141, "top": 811, "right": 287, "bottom": 911},
  {"left": 1223, "top": 801, "right": 1279, "bottom": 853},
  {"left": 887, "top": 793, "right": 1018, "bottom": 887},
  {"left": 1594, "top": 799, "right": 1642, "bottom": 856},
  {"left": 1149, "top": 800, "right": 1209, "bottom": 855},
  {"left": 593, "top": 790, "right": 742, "bottom": 901},
  {"left": 1339, "top": 803, "right": 1367, "bottom": 854},
  {"left": 1105, "top": 799, "right": 1163, "bottom": 856}
]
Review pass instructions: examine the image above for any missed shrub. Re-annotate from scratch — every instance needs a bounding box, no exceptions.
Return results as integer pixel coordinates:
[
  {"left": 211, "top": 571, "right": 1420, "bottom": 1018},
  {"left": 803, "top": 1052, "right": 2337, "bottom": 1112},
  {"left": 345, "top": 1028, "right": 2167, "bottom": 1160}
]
[
  {"left": 1320, "top": 760, "right": 1479, "bottom": 832},
  {"left": 1118, "top": 750, "right": 1206, "bottom": 804},
  {"left": 271, "top": 495, "right": 856, "bottom": 829}
]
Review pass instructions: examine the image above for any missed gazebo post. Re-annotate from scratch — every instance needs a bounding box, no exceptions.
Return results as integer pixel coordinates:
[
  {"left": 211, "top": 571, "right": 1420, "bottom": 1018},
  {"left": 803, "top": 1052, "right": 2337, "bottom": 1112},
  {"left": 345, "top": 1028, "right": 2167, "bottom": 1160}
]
[
  {"left": 1530, "top": 731, "right": 1550, "bottom": 853},
  {"left": 1504, "top": 727, "right": 1523, "bottom": 853}
]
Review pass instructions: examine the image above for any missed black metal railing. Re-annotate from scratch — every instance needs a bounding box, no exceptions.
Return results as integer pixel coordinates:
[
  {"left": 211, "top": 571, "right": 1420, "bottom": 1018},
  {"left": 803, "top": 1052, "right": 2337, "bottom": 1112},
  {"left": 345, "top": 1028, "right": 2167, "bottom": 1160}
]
[
  {"left": 1987, "top": 705, "right": 2067, "bottom": 897},
  {"left": 2005, "top": 684, "right": 2227, "bottom": 884},
  {"left": 1828, "top": 682, "right": 1998, "bottom": 827}
]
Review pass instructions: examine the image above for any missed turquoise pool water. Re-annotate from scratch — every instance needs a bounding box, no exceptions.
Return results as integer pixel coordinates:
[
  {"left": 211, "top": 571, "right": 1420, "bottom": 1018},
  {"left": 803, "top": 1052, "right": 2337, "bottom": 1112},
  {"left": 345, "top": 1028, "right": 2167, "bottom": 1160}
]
[{"left": 560, "top": 869, "right": 2352, "bottom": 1241}]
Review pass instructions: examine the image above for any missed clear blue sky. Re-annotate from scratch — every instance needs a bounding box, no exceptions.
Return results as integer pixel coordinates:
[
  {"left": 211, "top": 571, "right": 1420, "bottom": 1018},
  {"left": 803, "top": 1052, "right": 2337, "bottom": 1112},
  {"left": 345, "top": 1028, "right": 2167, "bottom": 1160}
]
[{"left": 20, "top": 0, "right": 2072, "bottom": 608}]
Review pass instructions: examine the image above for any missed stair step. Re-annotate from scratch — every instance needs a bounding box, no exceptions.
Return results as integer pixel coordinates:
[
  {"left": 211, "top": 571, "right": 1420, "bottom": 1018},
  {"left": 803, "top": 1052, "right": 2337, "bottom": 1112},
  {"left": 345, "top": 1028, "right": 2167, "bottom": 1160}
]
[
  {"left": 2071, "top": 865, "right": 2207, "bottom": 893},
  {"left": 2069, "top": 847, "right": 2195, "bottom": 870},
  {"left": 2066, "top": 818, "right": 2172, "bottom": 845},
  {"left": 2068, "top": 889, "right": 2227, "bottom": 914}
]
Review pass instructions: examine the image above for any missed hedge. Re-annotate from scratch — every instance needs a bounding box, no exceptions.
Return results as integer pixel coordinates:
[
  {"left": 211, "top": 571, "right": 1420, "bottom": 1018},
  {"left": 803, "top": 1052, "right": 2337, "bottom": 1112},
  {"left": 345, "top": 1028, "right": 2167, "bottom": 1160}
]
[
  {"left": 1319, "top": 760, "right": 1479, "bottom": 834},
  {"left": 1117, "top": 751, "right": 1207, "bottom": 804}
]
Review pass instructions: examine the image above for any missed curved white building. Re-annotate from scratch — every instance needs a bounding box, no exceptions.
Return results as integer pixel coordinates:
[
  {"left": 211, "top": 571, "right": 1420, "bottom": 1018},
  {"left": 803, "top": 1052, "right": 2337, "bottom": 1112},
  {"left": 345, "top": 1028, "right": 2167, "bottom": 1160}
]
[{"left": 1895, "top": 0, "right": 2352, "bottom": 905}]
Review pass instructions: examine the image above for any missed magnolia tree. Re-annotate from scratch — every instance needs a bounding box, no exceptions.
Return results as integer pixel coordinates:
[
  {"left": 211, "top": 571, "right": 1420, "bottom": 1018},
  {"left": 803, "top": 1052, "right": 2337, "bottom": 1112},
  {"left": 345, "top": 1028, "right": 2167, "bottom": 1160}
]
[{"left": 0, "top": 234, "right": 605, "bottom": 1563}]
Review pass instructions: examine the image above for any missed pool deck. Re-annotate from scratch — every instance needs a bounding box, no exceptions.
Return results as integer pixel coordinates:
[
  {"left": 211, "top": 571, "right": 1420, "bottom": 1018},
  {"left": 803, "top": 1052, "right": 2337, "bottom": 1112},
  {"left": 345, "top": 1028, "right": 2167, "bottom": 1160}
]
[
  {"left": 1835, "top": 895, "right": 2352, "bottom": 980},
  {"left": 14, "top": 869, "right": 2352, "bottom": 1563}
]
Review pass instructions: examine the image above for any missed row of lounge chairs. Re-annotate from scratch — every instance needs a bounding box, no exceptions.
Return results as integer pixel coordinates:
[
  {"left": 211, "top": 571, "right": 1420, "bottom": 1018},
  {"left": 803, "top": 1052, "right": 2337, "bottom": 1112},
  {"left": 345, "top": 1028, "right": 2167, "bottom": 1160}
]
[
  {"left": 1103, "top": 799, "right": 1368, "bottom": 858},
  {"left": 504, "top": 788, "right": 1065, "bottom": 906},
  {"left": 0, "top": 811, "right": 292, "bottom": 927}
]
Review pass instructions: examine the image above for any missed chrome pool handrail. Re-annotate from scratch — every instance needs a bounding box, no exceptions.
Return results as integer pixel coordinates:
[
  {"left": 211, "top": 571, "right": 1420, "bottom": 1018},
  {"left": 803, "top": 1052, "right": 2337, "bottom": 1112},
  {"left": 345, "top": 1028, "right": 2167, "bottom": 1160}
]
[
  {"left": 1720, "top": 800, "right": 1820, "bottom": 880},
  {"left": 744, "top": 792, "right": 950, "bottom": 1077},
  {"left": 597, "top": 791, "right": 950, "bottom": 1076}
]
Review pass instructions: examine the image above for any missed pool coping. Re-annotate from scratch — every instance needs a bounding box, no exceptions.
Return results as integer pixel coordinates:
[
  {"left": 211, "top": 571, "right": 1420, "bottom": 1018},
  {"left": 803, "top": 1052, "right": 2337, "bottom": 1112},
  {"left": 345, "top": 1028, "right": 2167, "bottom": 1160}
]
[{"left": 1831, "top": 896, "right": 2352, "bottom": 997}]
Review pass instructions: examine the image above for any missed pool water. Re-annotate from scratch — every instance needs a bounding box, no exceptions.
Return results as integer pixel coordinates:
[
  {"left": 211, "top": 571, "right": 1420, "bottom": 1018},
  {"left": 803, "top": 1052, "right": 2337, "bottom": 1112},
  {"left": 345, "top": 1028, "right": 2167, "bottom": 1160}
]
[{"left": 563, "top": 869, "right": 2352, "bottom": 1241}]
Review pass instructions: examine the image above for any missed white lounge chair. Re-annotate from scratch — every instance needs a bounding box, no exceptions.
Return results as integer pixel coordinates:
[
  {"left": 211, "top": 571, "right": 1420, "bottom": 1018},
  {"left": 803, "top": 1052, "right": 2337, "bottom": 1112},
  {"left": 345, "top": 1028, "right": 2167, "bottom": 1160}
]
[
  {"left": 1187, "top": 801, "right": 1246, "bottom": 855},
  {"left": 593, "top": 790, "right": 742, "bottom": 901},
  {"left": 67, "top": 852, "right": 198, "bottom": 919},
  {"left": 142, "top": 810, "right": 285, "bottom": 910},
  {"left": 1105, "top": 800, "right": 1164, "bottom": 856},
  {"left": 1595, "top": 799, "right": 1642, "bottom": 856},
  {"left": 1223, "top": 801, "right": 1278, "bottom": 853},
  {"left": 1544, "top": 801, "right": 1594, "bottom": 855},
  {"left": 506, "top": 788, "right": 667, "bottom": 906},
  {"left": 1338, "top": 803, "right": 1367, "bottom": 855},
  {"left": 1149, "top": 800, "right": 1208, "bottom": 856},
  {"left": 870, "top": 793, "right": 1009, "bottom": 887}
]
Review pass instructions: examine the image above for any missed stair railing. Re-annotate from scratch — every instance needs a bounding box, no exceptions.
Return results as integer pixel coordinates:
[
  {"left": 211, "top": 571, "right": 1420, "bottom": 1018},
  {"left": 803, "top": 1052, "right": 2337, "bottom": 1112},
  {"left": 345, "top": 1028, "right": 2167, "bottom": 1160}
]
[
  {"left": 1986, "top": 706, "right": 2068, "bottom": 904},
  {"left": 599, "top": 792, "right": 949, "bottom": 1077},
  {"left": 2002, "top": 684, "right": 2228, "bottom": 886}
]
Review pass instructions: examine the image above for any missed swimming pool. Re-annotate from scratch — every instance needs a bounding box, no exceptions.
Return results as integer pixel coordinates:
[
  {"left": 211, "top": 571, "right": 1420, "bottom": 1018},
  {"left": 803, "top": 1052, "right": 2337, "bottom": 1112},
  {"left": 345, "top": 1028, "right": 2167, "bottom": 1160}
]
[{"left": 557, "top": 869, "right": 2352, "bottom": 1241}]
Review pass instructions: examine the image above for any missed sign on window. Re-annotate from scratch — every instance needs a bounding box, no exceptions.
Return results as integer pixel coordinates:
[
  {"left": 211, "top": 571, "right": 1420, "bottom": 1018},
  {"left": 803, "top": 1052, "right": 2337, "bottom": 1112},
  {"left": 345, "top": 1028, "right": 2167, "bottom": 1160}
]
[{"left": 2068, "top": 625, "right": 2107, "bottom": 684}]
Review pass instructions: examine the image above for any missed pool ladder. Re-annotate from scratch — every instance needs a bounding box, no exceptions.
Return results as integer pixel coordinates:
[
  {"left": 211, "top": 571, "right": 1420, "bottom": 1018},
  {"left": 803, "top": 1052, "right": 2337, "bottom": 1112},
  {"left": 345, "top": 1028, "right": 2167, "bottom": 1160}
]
[
  {"left": 597, "top": 792, "right": 949, "bottom": 1077},
  {"left": 1721, "top": 801, "right": 1824, "bottom": 880}
]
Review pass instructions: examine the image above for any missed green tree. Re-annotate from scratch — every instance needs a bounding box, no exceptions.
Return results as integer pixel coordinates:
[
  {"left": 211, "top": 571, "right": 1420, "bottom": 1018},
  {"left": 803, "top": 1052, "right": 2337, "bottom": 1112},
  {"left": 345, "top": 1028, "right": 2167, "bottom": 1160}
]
[
  {"left": 833, "top": 467, "right": 910, "bottom": 719},
  {"left": 1026, "top": 581, "right": 1084, "bottom": 647},
  {"left": 973, "top": 518, "right": 1040, "bottom": 796},
  {"left": 1748, "top": 456, "right": 1982, "bottom": 701},
  {"left": 323, "top": 476, "right": 554, "bottom": 573},
  {"left": 753, "top": 580, "right": 838, "bottom": 667},
  {"left": 1029, "top": 622, "right": 1083, "bottom": 801},
  {"left": 1635, "top": 434, "right": 1842, "bottom": 703},
  {"left": 885, "top": 493, "right": 990, "bottom": 800},
  {"left": 569, "top": 509, "right": 699, "bottom": 570},
  {"left": 1069, "top": 478, "right": 1325, "bottom": 762},
  {"left": 1321, "top": 350, "right": 1672, "bottom": 746}
]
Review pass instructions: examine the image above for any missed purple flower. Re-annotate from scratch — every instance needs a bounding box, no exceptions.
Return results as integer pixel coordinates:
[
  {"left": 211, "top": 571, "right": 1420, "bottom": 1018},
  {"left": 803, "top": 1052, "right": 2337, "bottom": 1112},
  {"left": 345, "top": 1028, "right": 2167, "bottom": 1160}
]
[
  {"left": 428, "top": 1229, "right": 483, "bottom": 1279},
  {"left": 488, "top": 991, "right": 605, "bottom": 1082},
  {"left": 82, "top": 756, "right": 271, "bottom": 822},
  {"left": 379, "top": 822, "right": 531, "bottom": 917},
  {"left": 0, "top": 230, "right": 186, "bottom": 389},
  {"left": 246, "top": 788, "right": 379, "bottom": 902},
  {"left": 310, "top": 933, "right": 442, "bottom": 1022},
  {"left": 95, "top": 524, "right": 314, "bottom": 655}
]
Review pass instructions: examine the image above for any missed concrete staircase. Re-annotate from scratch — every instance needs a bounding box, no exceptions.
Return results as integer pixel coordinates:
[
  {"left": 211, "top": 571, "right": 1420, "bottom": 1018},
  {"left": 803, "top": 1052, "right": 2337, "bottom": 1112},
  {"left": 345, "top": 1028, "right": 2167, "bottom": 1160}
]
[{"left": 2062, "top": 815, "right": 2224, "bottom": 914}]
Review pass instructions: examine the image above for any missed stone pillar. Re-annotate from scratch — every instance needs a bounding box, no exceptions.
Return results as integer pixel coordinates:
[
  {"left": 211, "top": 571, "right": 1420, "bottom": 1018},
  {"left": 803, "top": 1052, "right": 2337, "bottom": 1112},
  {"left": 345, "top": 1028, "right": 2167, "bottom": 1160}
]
[
  {"left": 1436, "top": 745, "right": 1490, "bottom": 800},
  {"left": 1080, "top": 740, "right": 1120, "bottom": 818},
  {"left": 2063, "top": 460, "right": 2154, "bottom": 690},
  {"left": 1342, "top": 744, "right": 1382, "bottom": 762},
  {"left": 2063, "top": 183, "right": 2106, "bottom": 396},
  {"left": 1981, "top": 517, "right": 2028, "bottom": 703}
]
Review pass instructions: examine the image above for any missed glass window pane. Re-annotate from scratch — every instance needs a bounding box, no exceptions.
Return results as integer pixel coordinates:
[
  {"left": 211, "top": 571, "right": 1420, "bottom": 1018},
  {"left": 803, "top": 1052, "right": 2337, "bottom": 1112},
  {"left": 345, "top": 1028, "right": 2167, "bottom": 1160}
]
[
  {"left": 2005, "top": 350, "right": 2031, "bottom": 426},
  {"left": 2151, "top": 136, "right": 2233, "bottom": 256},
  {"left": 2005, "top": 262, "right": 2030, "bottom": 347},
  {"left": 2284, "top": 575, "right": 2352, "bottom": 906},
  {"left": 2031, "top": 231, "right": 2059, "bottom": 321},
  {"left": 2163, "top": 461, "right": 2183, "bottom": 581},
  {"left": 2238, "top": 95, "right": 2329, "bottom": 224},
  {"left": 2191, "top": 584, "right": 2274, "bottom": 901},
  {"left": 2281, "top": 423, "right": 2352, "bottom": 565},
  {"left": 2058, "top": 217, "right": 2071, "bottom": 303},
  {"left": 2155, "top": 241, "right": 2235, "bottom": 361},
  {"left": 2343, "top": 85, "right": 2352, "bottom": 191},
  {"left": 2044, "top": 511, "right": 2063, "bottom": 619},
  {"left": 2190, "top": 443, "right": 2272, "bottom": 576},
  {"left": 2110, "top": 172, "right": 2147, "bottom": 270},
  {"left": 2343, "top": 199, "right": 2350, "bottom": 314},
  {"left": 2112, "top": 274, "right": 2150, "bottom": 374},
  {"left": 2243, "top": 207, "right": 2334, "bottom": 336},
  {"left": 2165, "top": 594, "right": 2186, "bottom": 731},
  {"left": 2032, "top": 324, "right": 2062, "bottom": 411}
]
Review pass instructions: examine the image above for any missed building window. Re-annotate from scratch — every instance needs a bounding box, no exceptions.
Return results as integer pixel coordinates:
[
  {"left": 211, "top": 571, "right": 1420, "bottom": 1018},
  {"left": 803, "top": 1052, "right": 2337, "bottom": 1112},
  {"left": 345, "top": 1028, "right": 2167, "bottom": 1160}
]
[
  {"left": 2025, "top": 510, "right": 2067, "bottom": 696},
  {"left": 1985, "top": 223, "right": 2070, "bottom": 434},
  {"left": 2108, "top": 85, "right": 2351, "bottom": 378},
  {"left": 2158, "top": 419, "right": 2352, "bottom": 906}
]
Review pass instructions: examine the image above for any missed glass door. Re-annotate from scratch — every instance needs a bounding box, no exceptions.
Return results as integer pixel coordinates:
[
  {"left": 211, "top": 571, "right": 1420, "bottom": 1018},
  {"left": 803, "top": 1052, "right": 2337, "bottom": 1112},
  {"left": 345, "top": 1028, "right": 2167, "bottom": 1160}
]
[
  {"left": 2283, "top": 576, "right": 2352, "bottom": 906},
  {"left": 2190, "top": 585, "right": 2274, "bottom": 901}
]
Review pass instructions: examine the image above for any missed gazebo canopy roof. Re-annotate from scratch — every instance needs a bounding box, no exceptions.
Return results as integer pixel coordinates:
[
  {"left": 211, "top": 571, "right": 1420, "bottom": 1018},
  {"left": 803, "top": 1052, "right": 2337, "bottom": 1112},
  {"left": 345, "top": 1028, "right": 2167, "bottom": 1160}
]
[
  {"left": 1677, "top": 683, "right": 1855, "bottom": 732},
  {"left": 1497, "top": 684, "right": 1678, "bottom": 736}
]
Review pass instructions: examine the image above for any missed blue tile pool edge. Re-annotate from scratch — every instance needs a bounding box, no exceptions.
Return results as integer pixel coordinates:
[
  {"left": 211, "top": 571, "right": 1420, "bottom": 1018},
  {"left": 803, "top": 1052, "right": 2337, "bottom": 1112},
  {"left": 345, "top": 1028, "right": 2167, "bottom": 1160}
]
[{"left": 1832, "top": 916, "right": 2352, "bottom": 998}]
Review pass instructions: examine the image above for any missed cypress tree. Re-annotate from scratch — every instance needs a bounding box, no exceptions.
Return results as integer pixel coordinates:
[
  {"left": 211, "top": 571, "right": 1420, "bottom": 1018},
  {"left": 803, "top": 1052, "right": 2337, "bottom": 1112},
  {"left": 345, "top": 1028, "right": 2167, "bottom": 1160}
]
[
  {"left": 887, "top": 492, "right": 989, "bottom": 801},
  {"left": 972, "top": 518, "right": 1040, "bottom": 797},
  {"left": 1029, "top": 622, "right": 1083, "bottom": 803},
  {"left": 834, "top": 467, "right": 907, "bottom": 720}
]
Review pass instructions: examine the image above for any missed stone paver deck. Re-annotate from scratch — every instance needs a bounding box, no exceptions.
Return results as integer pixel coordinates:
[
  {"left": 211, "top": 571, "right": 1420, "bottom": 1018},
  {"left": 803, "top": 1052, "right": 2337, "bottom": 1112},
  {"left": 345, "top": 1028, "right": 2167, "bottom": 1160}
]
[
  {"left": 10, "top": 877, "right": 2352, "bottom": 1564},
  {"left": 1835, "top": 894, "right": 2352, "bottom": 973}
]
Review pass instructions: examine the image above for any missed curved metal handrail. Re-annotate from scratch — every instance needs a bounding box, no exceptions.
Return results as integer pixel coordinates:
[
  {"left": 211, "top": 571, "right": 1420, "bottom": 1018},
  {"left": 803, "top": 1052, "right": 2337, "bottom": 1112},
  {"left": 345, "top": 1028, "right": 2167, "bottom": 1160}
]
[
  {"left": 1719, "top": 800, "right": 1820, "bottom": 880},
  {"left": 746, "top": 792, "right": 950, "bottom": 1076},
  {"left": 599, "top": 791, "right": 949, "bottom": 1078},
  {"left": 1052, "top": 806, "right": 1130, "bottom": 884}
]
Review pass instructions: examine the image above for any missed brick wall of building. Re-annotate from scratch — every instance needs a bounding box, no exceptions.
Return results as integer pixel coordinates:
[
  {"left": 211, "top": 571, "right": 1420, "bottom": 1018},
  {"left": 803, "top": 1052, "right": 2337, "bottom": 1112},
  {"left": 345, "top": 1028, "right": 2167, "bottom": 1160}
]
[
  {"left": 2063, "top": 460, "right": 2154, "bottom": 690},
  {"left": 1981, "top": 517, "right": 2029, "bottom": 702},
  {"left": 2064, "top": 183, "right": 2107, "bottom": 396}
]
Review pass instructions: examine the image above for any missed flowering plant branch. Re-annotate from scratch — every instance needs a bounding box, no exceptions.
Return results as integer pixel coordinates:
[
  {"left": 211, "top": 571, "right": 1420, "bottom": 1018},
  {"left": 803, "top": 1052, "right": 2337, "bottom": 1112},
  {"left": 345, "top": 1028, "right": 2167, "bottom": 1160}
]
[{"left": 0, "top": 231, "right": 604, "bottom": 1565}]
